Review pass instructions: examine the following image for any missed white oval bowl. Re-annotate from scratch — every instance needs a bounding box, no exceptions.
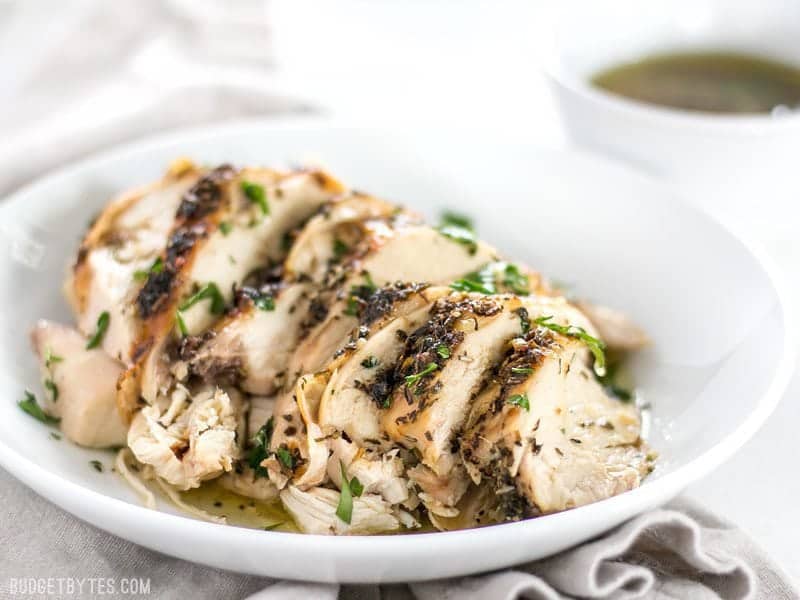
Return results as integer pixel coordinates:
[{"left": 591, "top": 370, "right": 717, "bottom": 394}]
[{"left": 0, "top": 119, "right": 793, "bottom": 583}]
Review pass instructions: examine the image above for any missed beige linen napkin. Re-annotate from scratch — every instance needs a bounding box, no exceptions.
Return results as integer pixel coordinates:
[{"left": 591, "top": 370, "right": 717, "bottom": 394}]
[{"left": 0, "top": 3, "right": 797, "bottom": 600}]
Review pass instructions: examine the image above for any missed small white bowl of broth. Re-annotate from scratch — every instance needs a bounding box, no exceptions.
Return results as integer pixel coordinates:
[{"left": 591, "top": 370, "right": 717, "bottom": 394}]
[{"left": 543, "top": 0, "right": 800, "bottom": 237}]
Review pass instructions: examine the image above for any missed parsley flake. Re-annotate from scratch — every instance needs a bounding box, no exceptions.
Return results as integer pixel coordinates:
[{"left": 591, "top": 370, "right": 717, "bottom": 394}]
[
  {"left": 177, "top": 283, "right": 226, "bottom": 335},
  {"left": 44, "top": 379, "right": 58, "bottom": 403},
  {"left": 248, "top": 418, "right": 274, "bottom": 478},
  {"left": 133, "top": 257, "right": 164, "bottom": 282},
  {"left": 511, "top": 366, "right": 533, "bottom": 375},
  {"left": 241, "top": 180, "right": 269, "bottom": 215},
  {"left": 450, "top": 262, "right": 530, "bottom": 296},
  {"left": 276, "top": 447, "right": 294, "bottom": 470},
  {"left": 332, "top": 238, "right": 349, "bottom": 260},
  {"left": 405, "top": 362, "right": 438, "bottom": 388},
  {"left": 360, "top": 356, "right": 379, "bottom": 369},
  {"left": 534, "top": 315, "right": 607, "bottom": 376},
  {"left": 44, "top": 347, "right": 63, "bottom": 368},
  {"left": 85, "top": 311, "right": 110, "bottom": 349},
  {"left": 18, "top": 390, "right": 59, "bottom": 424},
  {"left": 336, "top": 460, "right": 363, "bottom": 524},
  {"left": 506, "top": 393, "right": 530, "bottom": 411},
  {"left": 437, "top": 212, "right": 478, "bottom": 255}
]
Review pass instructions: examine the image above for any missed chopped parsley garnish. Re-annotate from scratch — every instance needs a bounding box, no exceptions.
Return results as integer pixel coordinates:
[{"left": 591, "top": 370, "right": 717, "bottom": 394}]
[
  {"left": 240, "top": 287, "right": 276, "bottom": 311},
  {"left": 177, "top": 283, "right": 226, "bottom": 334},
  {"left": 404, "top": 362, "right": 438, "bottom": 389},
  {"left": 248, "top": 418, "right": 274, "bottom": 478},
  {"left": 176, "top": 312, "right": 189, "bottom": 337},
  {"left": 450, "top": 274, "right": 494, "bottom": 295},
  {"left": 501, "top": 263, "right": 530, "bottom": 295},
  {"left": 534, "top": 315, "right": 607, "bottom": 376},
  {"left": 85, "top": 311, "right": 110, "bottom": 349},
  {"left": 450, "top": 262, "right": 530, "bottom": 295},
  {"left": 516, "top": 307, "right": 531, "bottom": 334},
  {"left": 44, "top": 347, "right": 63, "bottom": 368},
  {"left": 436, "top": 344, "right": 451, "bottom": 359},
  {"left": 241, "top": 180, "right": 269, "bottom": 215},
  {"left": 180, "top": 282, "right": 226, "bottom": 314},
  {"left": 18, "top": 390, "right": 59, "bottom": 424},
  {"left": 219, "top": 221, "right": 233, "bottom": 236},
  {"left": 49, "top": 431, "right": 61, "bottom": 441},
  {"left": 133, "top": 257, "right": 164, "bottom": 282},
  {"left": 254, "top": 295, "right": 275, "bottom": 311},
  {"left": 263, "top": 522, "right": 283, "bottom": 531},
  {"left": 360, "top": 356, "right": 379, "bottom": 369},
  {"left": 336, "top": 460, "right": 363, "bottom": 524},
  {"left": 506, "top": 393, "right": 530, "bottom": 411},
  {"left": 343, "top": 272, "right": 378, "bottom": 317},
  {"left": 440, "top": 212, "right": 473, "bottom": 229},
  {"left": 332, "top": 238, "right": 349, "bottom": 260},
  {"left": 281, "top": 231, "right": 294, "bottom": 252},
  {"left": 44, "top": 379, "right": 58, "bottom": 403},
  {"left": 276, "top": 447, "right": 294, "bottom": 470},
  {"left": 89, "top": 460, "right": 103, "bottom": 473},
  {"left": 437, "top": 211, "right": 478, "bottom": 255},
  {"left": 511, "top": 366, "right": 533, "bottom": 375}
]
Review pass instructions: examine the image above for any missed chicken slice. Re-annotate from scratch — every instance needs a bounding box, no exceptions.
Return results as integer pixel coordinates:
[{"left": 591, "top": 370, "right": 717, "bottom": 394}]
[
  {"left": 280, "top": 485, "right": 408, "bottom": 535},
  {"left": 460, "top": 331, "right": 650, "bottom": 517},
  {"left": 381, "top": 293, "right": 522, "bottom": 475},
  {"left": 127, "top": 386, "right": 242, "bottom": 490},
  {"left": 316, "top": 285, "right": 452, "bottom": 446},
  {"left": 284, "top": 191, "right": 407, "bottom": 282},
  {"left": 265, "top": 284, "right": 451, "bottom": 488},
  {"left": 182, "top": 282, "right": 313, "bottom": 396},
  {"left": 30, "top": 320, "right": 127, "bottom": 448},
  {"left": 67, "top": 160, "right": 202, "bottom": 363},
  {"left": 289, "top": 224, "right": 500, "bottom": 378},
  {"left": 118, "top": 166, "right": 344, "bottom": 417},
  {"left": 383, "top": 295, "right": 595, "bottom": 480},
  {"left": 172, "top": 192, "right": 397, "bottom": 397}
]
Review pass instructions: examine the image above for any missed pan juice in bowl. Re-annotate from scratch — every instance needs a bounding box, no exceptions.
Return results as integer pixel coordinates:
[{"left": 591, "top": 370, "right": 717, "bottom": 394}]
[{"left": 592, "top": 51, "right": 800, "bottom": 114}]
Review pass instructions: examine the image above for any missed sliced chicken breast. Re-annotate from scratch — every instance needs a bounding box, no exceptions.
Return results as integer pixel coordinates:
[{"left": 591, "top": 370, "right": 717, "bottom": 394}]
[
  {"left": 118, "top": 166, "right": 344, "bottom": 418},
  {"left": 461, "top": 331, "right": 651, "bottom": 518},
  {"left": 30, "top": 320, "right": 127, "bottom": 448},
  {"left": 127, "top": 386, "right": 243, "bottom": 490},
  {"left": 288, "top": 224, "right": 500, "bottom": 378},
  {"left": 382, "top": 294, "right": 598, "bottom": 517},
  {"left": 67, "top": 160, "right": 203, "bottom": 364}
]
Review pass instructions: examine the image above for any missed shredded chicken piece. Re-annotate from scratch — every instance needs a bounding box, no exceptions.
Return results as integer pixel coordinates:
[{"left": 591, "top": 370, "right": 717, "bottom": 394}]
[
  {"left": 128, "top": 388, "right": 240, "bottom": 490},
  {"left": 280, "top": 485, "right": 412, "bottom": 535}
]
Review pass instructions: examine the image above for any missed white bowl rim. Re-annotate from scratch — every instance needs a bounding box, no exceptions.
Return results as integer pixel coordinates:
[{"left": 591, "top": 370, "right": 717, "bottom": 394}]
[{"left": 0, "top": 116, "right": 795, "bottom": 576}]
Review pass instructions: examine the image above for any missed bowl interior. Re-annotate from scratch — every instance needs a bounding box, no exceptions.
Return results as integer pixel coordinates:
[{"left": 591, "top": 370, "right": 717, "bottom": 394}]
[{"left": 0, "top": 121, "right": 791, "bottom": 579}]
